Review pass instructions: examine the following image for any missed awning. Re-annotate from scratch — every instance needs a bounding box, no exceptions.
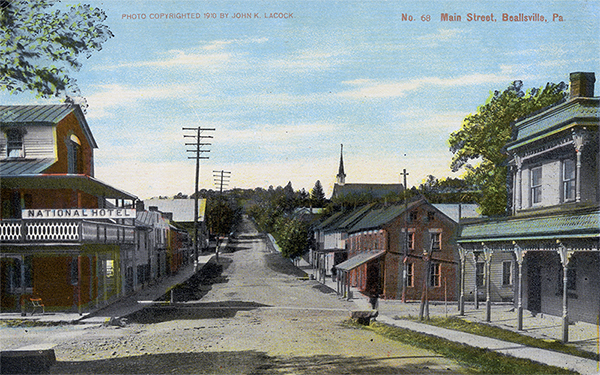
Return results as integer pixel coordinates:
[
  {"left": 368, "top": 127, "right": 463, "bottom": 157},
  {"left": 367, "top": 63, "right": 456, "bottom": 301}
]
[
  {"left": 458, "top": 209, "right": 599, "bottom": 243},
  {"left": 335, "top": 250, "right": 385, "bottom": 272},
  {"left": 0, "top": 174, "right": 137, "bottom": 200}
]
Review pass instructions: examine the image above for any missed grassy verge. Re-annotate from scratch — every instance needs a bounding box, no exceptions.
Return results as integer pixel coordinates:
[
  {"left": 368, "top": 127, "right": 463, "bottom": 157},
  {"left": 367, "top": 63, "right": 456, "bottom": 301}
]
[
  {"left": 344, "top": 320, "right": 576, "bottom": 374},
  {"left": 402, "top": 316, "right": 597, "bottom": 361}
]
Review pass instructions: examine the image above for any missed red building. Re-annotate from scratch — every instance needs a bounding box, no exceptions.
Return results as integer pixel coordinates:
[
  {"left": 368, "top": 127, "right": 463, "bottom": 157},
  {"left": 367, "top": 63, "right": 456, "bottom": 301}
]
[{"left": 337, "top": 198, "right": 460, "bottom": 301}]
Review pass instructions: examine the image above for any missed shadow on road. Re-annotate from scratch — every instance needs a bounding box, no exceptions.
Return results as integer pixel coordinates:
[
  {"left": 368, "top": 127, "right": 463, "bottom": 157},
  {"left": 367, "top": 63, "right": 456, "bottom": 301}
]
[
  {"left": 264, "top": 253, "right": 307, "bottom": 278},
  {"left": 156, "top": 259, "right": 232, "bottom": 303},
  {"left": 125, "top": 301, "right": 271, "bottom": 324},
  {"left": 49, "top": 350, "right": 451, "bottom": 374}
]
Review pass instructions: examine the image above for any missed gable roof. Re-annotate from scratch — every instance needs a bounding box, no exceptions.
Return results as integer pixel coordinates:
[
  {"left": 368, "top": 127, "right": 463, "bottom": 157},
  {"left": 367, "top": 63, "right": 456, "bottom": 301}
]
[
  {"left": 143, "top": 198, "right": 205, "bottom": 222},
  {"left": 0, "top": 104, "right": 97, "bottom": 148},
  {"left": 331, "top": 183, "right": 404, "bottom": 199},
  {"left": 432, "top": 204, "right": 481, "bottom": 222},
  {"left": 328, "top": 203, "right": 375, "bottom": 232}
]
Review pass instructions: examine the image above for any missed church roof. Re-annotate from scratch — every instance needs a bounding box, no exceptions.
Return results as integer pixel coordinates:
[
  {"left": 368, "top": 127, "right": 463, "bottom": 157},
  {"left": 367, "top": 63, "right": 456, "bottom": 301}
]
[{"left": 331, "top": 183, "right": 404, "bottom": 199}]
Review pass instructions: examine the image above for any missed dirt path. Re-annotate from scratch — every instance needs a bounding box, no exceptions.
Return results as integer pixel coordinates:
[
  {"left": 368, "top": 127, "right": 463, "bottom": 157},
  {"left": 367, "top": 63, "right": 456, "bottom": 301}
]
[{"left": 47, "top": 217, "right": 467, "bottom": 374}]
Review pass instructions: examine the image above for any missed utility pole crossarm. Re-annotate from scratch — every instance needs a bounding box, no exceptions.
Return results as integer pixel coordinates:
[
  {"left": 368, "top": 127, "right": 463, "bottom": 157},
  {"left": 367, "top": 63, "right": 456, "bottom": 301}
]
[{"left": 183, "top": 126, "right": 215, "bottom": 272}]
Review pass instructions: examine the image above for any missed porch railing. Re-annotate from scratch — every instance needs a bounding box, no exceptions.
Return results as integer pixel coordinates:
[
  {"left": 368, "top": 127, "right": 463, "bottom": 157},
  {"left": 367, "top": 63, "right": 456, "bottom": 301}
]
[{"left": 0, "top": 219, "right": 135, "bottom": 244}]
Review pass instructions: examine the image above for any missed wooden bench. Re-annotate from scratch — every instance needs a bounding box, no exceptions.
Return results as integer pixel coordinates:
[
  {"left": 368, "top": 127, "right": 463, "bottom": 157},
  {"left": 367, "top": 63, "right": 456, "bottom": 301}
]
[{"left": 30, "top": 298, "right": 45, "bottom": 315}]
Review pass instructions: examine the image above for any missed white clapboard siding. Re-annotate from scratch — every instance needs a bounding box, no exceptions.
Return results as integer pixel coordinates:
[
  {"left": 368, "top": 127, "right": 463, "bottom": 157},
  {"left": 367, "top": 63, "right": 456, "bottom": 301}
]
[
  {"left": 463, "top": 251, "right": 515, "bottom": 302},
  {"left": 22, "top": 126, "right": 56, "bottom": 159}
]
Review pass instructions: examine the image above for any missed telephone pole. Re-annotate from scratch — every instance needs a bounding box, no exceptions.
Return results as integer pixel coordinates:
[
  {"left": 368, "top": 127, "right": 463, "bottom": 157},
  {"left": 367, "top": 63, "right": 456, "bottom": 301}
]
[
  {"left": 183, "top": 126, "right": 215, "bottom": 271},
  {"left": 400, "top": 168, "right": 409, "bottom": 302},
  {"left": 213, "top": 170, "right": 231, "bottom": 193}
]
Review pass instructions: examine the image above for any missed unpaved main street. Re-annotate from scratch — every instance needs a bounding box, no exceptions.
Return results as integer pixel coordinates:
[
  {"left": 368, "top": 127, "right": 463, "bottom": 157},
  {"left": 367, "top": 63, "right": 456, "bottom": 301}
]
[{"left": 31, "top": 218, "right": 467, "bottom": 374}]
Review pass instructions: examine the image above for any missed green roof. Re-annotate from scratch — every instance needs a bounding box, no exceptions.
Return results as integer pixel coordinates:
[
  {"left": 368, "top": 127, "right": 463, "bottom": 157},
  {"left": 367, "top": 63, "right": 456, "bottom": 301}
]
[
  {"left": 458, "top": 209, "right": 599, "bottom": 243},
  {"left": 507, "top": 97, "right": 599, "bottom": 151},
  {"left": 0, "top": 105, "right": 98, "bottom": 148}
]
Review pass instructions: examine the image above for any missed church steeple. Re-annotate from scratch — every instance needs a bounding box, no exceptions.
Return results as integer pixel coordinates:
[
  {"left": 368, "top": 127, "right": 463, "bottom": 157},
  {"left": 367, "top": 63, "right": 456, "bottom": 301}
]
[{"left": 336, "top": 144, "right": 346, "bottom": 185}]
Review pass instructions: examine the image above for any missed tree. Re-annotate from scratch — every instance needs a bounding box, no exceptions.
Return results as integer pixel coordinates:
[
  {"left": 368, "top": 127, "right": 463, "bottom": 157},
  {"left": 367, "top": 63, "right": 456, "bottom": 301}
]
[
  {"left": 310, "top": 180, "right": 326, "bottom": 207},
  {"left": 277, "top": 218, "right": 309, "bottom": 259},
  {"left": 1, "top": 0, "right": 113, "bottom": 100},
  {"left": 449, "top": 80, "right": 567, "bottom": 216}
]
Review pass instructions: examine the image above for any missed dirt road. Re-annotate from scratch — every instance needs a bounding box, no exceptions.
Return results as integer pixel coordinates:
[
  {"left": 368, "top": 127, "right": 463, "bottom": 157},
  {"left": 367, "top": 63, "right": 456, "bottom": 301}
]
[{"left": 46, "top": 217, "right": 466, "bottom": 374}]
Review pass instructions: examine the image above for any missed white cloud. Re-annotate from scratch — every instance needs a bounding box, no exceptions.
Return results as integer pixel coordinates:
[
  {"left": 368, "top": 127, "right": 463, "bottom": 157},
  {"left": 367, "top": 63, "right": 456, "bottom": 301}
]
[
  {"left": 85, "top": 84, "right": 194, "bottom": 119},
  {"left": 417, "top": 28, "right": 464, "bottom": 42},
  {"left": 338, "top": 73, "right": 514, "bottom": 99}
]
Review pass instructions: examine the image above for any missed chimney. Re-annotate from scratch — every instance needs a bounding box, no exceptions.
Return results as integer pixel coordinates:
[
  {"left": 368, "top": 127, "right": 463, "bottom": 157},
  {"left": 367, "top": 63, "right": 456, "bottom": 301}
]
[
  {"left": 135, "top": 200, "right": 145, "bottom": 211},
  {"left": 569, "top": 72, "right": 595, "bottom": 99}
]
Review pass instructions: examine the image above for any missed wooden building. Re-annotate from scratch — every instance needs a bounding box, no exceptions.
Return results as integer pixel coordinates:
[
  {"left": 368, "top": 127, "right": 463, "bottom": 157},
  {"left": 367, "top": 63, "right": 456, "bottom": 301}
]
[
  {"left": 457, "top": 72, "right": 599, "bottom": 342},
  {"left": 0, "top": 105, "right": 138, "bottom": 313}
]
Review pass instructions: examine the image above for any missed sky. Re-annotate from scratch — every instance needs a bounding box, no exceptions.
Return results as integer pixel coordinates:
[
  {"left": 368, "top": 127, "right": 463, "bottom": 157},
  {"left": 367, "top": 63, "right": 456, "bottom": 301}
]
[{"left": 3, "top": 0, "right": 599, "bottom": 199}]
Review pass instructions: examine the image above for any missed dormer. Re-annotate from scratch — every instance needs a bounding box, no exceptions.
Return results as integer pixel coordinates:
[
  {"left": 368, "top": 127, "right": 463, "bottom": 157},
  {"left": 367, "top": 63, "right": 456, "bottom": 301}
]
[{"left": 0, "top": 105, "right": 97, "bottom": 177}]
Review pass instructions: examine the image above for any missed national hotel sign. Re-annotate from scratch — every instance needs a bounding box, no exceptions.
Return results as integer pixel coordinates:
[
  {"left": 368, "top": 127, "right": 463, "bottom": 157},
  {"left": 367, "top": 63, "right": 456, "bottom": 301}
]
[{"left": 22, "top": 208, "right": 136, "bottom": 220}]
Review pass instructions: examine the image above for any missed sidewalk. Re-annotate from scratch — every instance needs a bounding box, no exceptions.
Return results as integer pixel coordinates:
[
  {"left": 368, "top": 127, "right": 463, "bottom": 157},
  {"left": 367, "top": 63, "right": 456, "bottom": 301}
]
[
  {"left": 0, "top": 254, "right": 216, "bottom": 325},
  {"left": 298, "top": 259, "right": 600, "bottom": 375}
]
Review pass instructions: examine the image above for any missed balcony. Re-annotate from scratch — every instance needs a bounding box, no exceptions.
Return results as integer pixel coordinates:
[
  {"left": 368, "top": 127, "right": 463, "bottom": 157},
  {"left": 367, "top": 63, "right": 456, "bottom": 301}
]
[{"left": 0, "top": 219, "right": 135, "bottom": 244}]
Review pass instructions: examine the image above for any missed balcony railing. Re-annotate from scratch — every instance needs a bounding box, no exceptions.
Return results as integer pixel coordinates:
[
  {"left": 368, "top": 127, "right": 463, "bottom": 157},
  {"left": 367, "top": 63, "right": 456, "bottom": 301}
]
[{"left": 0, "top": 219, "right": 135, "bottom": 244}]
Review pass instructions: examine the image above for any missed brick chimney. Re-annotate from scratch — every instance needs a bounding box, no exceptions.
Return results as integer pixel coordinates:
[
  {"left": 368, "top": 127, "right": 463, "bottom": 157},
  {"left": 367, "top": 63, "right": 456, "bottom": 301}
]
[{"left": 569, "top": 72, "right": 595, "bottom": 99}]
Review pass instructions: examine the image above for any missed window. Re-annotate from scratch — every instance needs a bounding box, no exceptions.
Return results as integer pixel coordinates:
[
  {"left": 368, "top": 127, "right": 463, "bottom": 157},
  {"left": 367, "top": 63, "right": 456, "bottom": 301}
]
[
  {"left": 429, "top": 263, "right": 441, "bottom": 287},
  {"left": 67, "top": 135, "right": 82, "bottom": 174},
  {"left": 7, "top": 257, "right": 33, "bottom": 291},
  {"left": 502, "top": 261, "right": 513, "bottom": 286},
  {"left": 6, "top": 128, "right": 24, "bottom": 158},
  {"left": 531, "top": 166, "right": 542, "bottom": 204},
  {"left": 476, "top": 261, "right": 485, "bottom": 287},
  {"left": 402, "top": 231, "right": 414, "bottom": 251},
  {"left": 557, "top": 264, "right": 577, "bottom": 295},
  {"left": 406, "top": 263, "right": 414, "bottom": 287},
  {"left": 562, "top": 159, "right": 576, "bottom": 201},
  {"left": 430, "top": 232, "right": 441, "bottom": 251},
  {"left": 409, "top": 211, "right": 418, "bottom": 222},
  {"left": 427, "top": 211, "right": 435, "bottom": 222},
  {"left": 70, "top": 258, "right": 79, "bottom": 285}
]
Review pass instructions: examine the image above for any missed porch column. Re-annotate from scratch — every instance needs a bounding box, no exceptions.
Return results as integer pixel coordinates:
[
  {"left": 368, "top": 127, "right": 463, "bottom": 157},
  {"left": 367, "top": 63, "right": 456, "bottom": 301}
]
[
  {"left": 77, "top": 255, "right": 82, "bottom": 315},
  {"left": 513, "top": 243, "right": 525, "bottom": 330},
  {"left": 515, "top": 156, "right": 523, "bottom": 211},
  {"left": 482, "top": 244, "right": 493, "bottom": 322},
  {"left": 458, "top": 245, "right": 466, "bottom": 316},
  {"left": 95, "top": 252, "right": 100, "bottom": 308},
  {"left": 20, "top": 255, "right": 26, "bottom": 316},
  {"left": 89, "top": 256, "right": 93, "bottom": 310},
  {"left": 557, "top": 241, "right": 573, "bottom": 343},
  {"left": 572, "top": 129, "right": 588, "bottom": 203},
  {"left": 472, "top": 251, "right": 480, "bottom": 309}
]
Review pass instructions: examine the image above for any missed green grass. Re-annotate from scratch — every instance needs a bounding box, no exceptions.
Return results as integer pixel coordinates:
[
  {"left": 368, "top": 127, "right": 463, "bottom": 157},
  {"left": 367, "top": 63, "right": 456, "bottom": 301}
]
[
  {"left": 344, "top": 320, "right": 576, "bottom": 374},
  {"left": 405, "top": 316, "right": 597, "bottom": 361}
]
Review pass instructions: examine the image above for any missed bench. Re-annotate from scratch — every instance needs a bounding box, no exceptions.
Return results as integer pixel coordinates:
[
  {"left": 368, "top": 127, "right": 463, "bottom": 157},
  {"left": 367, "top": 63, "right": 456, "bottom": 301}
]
[{"left": 30, "top": 298, "right": 45, "bottom": 315}]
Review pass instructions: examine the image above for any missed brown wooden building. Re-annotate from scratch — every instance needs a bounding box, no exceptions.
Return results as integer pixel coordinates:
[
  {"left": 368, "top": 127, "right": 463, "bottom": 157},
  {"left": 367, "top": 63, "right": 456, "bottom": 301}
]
[{"left": 1, "top": 105, "right": 138, "bottom": 313}]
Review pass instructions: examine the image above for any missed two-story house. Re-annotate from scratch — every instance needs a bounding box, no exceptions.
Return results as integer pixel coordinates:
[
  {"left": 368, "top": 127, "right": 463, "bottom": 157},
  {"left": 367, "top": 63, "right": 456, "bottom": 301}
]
[
  {"left": 337, "top": 198, "right": 466, "bottom": 302},
  {"left": 0, "top": 104, "right": 138, "bottom": 313},
  {"left": 457, "top": 72, "right": 599, "bottom": 342}
]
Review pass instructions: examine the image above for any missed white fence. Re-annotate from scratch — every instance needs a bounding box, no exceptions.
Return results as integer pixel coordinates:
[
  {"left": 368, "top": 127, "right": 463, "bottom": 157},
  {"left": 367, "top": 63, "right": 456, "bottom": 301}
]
[{"left": 0, "top": 220, "right": 135, "bottom": 244}]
